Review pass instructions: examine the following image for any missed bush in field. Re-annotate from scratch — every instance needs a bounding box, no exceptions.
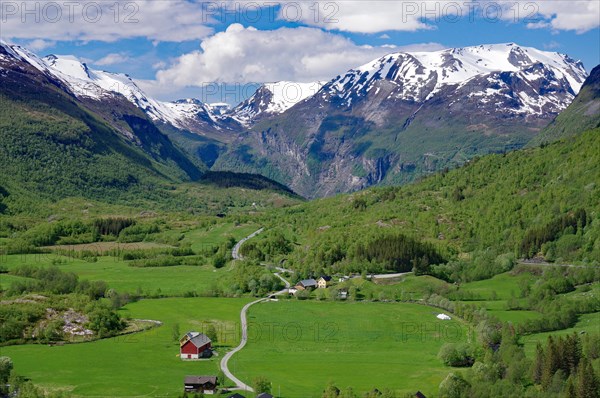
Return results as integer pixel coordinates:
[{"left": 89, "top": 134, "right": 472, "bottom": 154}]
[
  {"left": 252, "top": 376, "right": 271, "bottom": 395},
  {"left": 117, "top": 223, "right": 160, "bottom": 243},
  {"left": 438, "top": 343, "right": 477, "bottom": 367},
  {"left": 9, "top": 266, "right": 107, "bottom": 298},
  {"left": 0, "top": 357, "right": 13, "bottom": 384},
  {"left": 121, "top": 247, "right": 194, "bottom": 261},
  {"left": 212, "top": 254, "right": 227, "bottom": 269},
  {"left": 129, "top": 256, "right": 182, "bottom": 268},
  {"left": 86, "top": 303, "right": 125, "bottom": 338}
]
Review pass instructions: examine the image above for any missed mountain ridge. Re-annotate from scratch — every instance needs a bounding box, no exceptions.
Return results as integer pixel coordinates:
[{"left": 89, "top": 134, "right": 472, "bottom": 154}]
[
  {"left": 1, "top": 40, "right": 594, "bottom": 199},
  {"left": 213, "top": 43, "right": 589, "bottom": 198}
]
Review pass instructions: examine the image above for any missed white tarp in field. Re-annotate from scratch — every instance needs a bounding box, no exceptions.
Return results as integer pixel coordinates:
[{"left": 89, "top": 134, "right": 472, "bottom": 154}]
[{"left": 437, "top": 313, "right": 451, "bottom": 320}]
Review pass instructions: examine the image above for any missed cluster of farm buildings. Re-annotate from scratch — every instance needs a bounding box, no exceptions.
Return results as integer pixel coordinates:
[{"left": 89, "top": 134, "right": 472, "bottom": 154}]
[{"left": 288, "top": 275, "right": 348, "bottom": 299}]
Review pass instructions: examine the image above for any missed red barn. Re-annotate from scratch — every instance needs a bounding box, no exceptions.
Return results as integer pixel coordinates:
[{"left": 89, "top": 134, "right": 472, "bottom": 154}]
[{"left": 180, "top": 332, "right": 212, "bottom": 360}]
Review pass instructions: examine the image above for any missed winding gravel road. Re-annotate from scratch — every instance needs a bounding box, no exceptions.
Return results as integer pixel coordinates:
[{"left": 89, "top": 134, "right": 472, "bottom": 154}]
[{"left": 220, "top": 227, "right": 290, "bottom": 392}]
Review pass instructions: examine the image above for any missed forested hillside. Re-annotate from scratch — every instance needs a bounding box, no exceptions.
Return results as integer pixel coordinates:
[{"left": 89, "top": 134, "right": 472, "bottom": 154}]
[{"left": 247, "top": 127, "right": 600, "bottom": 280}]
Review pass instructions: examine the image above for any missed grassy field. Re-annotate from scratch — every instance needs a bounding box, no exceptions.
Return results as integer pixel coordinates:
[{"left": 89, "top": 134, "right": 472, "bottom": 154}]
[
  {"left": 521, "top": 312, "right": 600, "bottom": 355},
  {"left": 0, "top": 273, "right": 34, "bottom": 290},
  {"left": 453, "top": 299, "right": 542, "bottom": 325},
  {"left": 0, "top": 297, "right": 252, "bottom": 397},
  {"left": 0, "top": 223, "right": 261, "bottom": 296},
  {"left": 458, "top": 272, "right": 535, "bottom": 300},
  {"left": 370, "top": 274, "right": 453, "bottom": 300},
  {"left": 0, "top": 254, "right": 224, "bottom": 297},
  {"left": 234, "top": 300, "right": 470, "bottom": 397},
  {"left": 179, "top": 222, "right": 259, "bottom": 252}
]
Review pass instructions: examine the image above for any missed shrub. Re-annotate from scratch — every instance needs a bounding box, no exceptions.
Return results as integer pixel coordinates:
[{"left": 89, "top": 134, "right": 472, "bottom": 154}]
[{"left": 438, "top": 343, "right": 477, "bottom": 367}]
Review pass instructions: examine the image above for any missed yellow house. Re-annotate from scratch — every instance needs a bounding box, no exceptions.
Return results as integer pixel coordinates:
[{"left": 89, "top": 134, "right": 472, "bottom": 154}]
[{"left": 317, "top": 276, "right": 332, "bottom": 289}]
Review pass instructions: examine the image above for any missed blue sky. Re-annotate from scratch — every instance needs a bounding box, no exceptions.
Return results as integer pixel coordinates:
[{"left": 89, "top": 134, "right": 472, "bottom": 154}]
[{"left": 2, "top": 1, "right": 599, "bottom": 104}]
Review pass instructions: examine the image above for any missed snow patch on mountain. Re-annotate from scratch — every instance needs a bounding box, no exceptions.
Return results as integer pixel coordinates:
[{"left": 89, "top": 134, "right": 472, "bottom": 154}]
[{"left": 232, "top": 81, "right": 325, "bottom": 124}]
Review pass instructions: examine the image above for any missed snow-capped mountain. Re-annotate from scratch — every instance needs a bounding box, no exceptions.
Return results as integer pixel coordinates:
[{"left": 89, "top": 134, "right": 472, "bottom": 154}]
[
  {"left": 2, "top": 39, "right": 312, "bottom": 131},
  {"left": 322, "top": 43, "right": 586, "bottom": 115},
  {"left": 1, "top": 40, "right": 228, "bottom": 135},
  {"left": 231, "top": 81, "right": 325, "bottom": 124},
  {"left": 1, "top": 39, "right": 593, "bottom": 198},
  {"left": 0, "top": 40, "right": 205, "bottom": 181},
  {"left": 43, "top": 54, "right": 228, "bottom": 131},
  {"left": 215, "top": 43, "right": 590, "bottom": 198}
]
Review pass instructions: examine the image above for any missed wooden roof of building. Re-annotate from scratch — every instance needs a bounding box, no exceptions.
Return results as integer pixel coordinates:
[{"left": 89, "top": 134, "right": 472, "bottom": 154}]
[
  {"left": 184, "top": 332, "right": 211, "bottom": 348},
  {"left": 184, "top": 375, "right": 217, "bottom": 385}
]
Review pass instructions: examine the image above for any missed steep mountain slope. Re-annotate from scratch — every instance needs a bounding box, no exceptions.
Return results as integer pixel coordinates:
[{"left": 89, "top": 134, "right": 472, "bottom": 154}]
[
  {"left": 0, "top": 41, "right": 303, "bottom": 215},
  {"left": 263, "top": 72, "right": 600, "bottom": 276},
  {"left": 214, "top": 43, "right": 588, "bottom": 198},
  {"left": 530, "top": 64, "right": 600, "bottom": 146},
  {"left": 0, "top": 41, "right": 203, "bottom": 204}
]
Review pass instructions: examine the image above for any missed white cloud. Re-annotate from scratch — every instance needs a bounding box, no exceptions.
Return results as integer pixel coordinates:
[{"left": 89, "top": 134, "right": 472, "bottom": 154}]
[
  {"left": 513, "top": 0, "right": 600, "bottom": 33},
  {"left": 152, "top": 61, "right": 167, "bottom": 70},
  {"left": 155, "top": 24, "right": 420, "bottom": 86},
  {"left": 26, "top": 39, "right": 56, "bottom": 51},
  {"left": 1, "top": 0, "right": 596, "bottom": 45},
  {"left": 272, "top": 0, "right": 599, "bottom": 34},
  {"left": 276, "top": 1, "right": 436, "bottom": 33},
  {"left": 0, "top": 0, "right": 213, "bottom": 42},
  {"left": 498, "top": 0, "right": 600, "bottom": 34},
  {"left": 94, "top": 53, "right": 130, "bottom": 66}
]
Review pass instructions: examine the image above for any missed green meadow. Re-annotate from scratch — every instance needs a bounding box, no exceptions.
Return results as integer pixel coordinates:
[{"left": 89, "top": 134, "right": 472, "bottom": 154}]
[
  {"left": 1, "top": 254, "right": 223, "bottom": 297},
  {"left": 458, "top": 272, "right": 535, "bottom": 300},
  {"left": 0, "top": 223, "right": 261, "bottom": 296},
  {"left": 179, "top": 222, "right": 259, "bottom": 252},
  {"left": 521, "top": 312, "right": 600, "bottom": 355},
  {"left": 234, "top": 300, "right": 470, "bottom": 397},
  {"left": 0, "top": 297, "right": 252, "bottom": 397}
]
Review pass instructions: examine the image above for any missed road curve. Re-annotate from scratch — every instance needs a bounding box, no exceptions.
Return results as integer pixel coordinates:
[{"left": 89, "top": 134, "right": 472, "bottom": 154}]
[
  {"left": 220, "top": 297, "right": 265, "bottom": 392},
  {"left": 273, "top": 272, "right": 291, "bottom": 288},
  {"left": 231, "top": 228, "right": 264, "bottom": 260}
]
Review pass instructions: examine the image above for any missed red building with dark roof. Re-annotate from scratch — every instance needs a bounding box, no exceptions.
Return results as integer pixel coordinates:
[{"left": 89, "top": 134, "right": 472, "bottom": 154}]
[{"left": 180, "top": 331, "right": 212, "bottom": 360}]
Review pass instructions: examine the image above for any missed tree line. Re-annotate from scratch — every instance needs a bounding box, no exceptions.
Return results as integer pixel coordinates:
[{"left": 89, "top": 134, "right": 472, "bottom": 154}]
[{"left": 354, "top": 233, "right": 445, "bottom": 273}]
